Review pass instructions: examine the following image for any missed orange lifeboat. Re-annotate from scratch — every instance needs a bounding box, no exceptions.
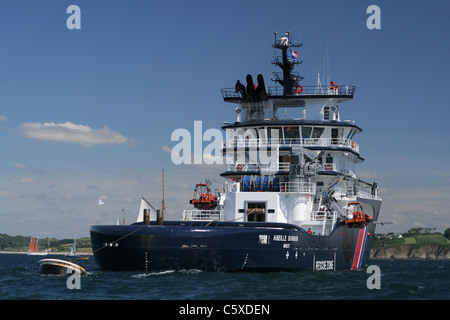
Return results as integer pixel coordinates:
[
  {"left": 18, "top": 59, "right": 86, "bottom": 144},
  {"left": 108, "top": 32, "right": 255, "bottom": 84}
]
[
  {"left": 345, "top": 202, "right": 373, "bottom": 228},
  {"left": 189, "top": 182, "right": 218, "bottom": 210}
]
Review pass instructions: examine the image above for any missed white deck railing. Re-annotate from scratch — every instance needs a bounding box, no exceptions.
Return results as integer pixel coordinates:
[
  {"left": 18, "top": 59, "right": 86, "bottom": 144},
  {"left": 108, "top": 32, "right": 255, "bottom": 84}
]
[
  {"left": 228, "top": 162, "right": 290, "bottom": 172},
  {"left": 227, "top": 162, "right": 337, "bottom": 173},
  {"left": 225, "top": 138, "right": 359, "bottom": 154},
  {"left": 279, "top": 182, "right": 316, "bottom": 194},
  {"left": 221, "top": 85, "right": 356, "bottom": 99},
  {"left": 356, "top": 190, "right": 382, "bottom": 201},
  {"left": 182, "top": 210, "right": 224, "bottom": 221}
]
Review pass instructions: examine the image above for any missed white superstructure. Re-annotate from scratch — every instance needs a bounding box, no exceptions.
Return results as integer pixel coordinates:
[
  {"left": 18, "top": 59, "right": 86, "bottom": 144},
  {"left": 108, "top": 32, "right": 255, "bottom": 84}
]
[{"left": 182, "top": 32, "right": 381, "bottom": 235}]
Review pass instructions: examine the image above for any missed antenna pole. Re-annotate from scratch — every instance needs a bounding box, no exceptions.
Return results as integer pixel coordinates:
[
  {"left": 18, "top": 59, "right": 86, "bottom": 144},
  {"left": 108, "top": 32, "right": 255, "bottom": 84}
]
[
  {"left": 327, "top": 42, "right": 330, "bottom": 85},
  {"left": 162, "top": 169, "right": 165, "bottom": 215}
]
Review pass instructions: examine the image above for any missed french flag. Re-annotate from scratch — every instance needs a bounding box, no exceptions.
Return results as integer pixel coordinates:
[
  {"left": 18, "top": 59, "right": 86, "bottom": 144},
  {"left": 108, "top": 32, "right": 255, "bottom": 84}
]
[{"left": 290, "top": 50, "right": 299, "bottom": 60}]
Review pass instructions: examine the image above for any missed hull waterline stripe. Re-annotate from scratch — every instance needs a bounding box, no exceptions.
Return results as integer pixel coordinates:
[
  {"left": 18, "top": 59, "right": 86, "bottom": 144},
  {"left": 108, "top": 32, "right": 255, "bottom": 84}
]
[{"left": 352, "top": 226, "right": 367, "bottom": 270}]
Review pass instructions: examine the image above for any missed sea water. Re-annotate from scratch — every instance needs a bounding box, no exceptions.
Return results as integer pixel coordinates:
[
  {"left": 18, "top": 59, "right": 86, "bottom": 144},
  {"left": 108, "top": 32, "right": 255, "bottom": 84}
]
[{"left": 0, "top": 253, "right": 448, "bottom": 301}]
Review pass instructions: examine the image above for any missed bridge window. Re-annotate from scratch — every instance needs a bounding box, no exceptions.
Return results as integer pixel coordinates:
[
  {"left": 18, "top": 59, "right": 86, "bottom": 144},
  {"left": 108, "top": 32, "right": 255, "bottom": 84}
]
[
  {"left": 301, "top": 126, "right": 312, "bottom": 138},
  {"left": 331, "top": 128, "right": 343, "bottom": 144},
  {"left": 284, "top": 127, "right": 299, "bottom": 139},
  {"left": 347, "top": 128, "right": 356, "bottom": 140},
  {"left": 312, "top": 127, "right": 324, "bottom": 139}
]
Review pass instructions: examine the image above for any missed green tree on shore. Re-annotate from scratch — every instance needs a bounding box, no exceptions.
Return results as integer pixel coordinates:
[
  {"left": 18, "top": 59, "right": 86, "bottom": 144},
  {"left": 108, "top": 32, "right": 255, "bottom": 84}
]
[
  {"left": 403, "top": 227, "right": 437, "bottom": 237},
  {"left": 445, "top": 228, "right": 450, "bottom": 240}
]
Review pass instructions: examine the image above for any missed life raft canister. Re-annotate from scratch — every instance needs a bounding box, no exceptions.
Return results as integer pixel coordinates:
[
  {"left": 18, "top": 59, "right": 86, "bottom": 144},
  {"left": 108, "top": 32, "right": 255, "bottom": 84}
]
[{"left": 294, "top": 85, "right": 303, "bottom": 94}]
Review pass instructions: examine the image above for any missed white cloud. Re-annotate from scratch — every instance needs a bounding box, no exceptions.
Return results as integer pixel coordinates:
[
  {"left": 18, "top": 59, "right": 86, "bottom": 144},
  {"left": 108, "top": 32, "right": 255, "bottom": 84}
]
[
  {"left": 62, "top": 193, "right": 73, "bottom": 200},
  {"left": 10, "top": 177, "right": 40, "bottom": 185},
  {"left": 160, "top": 145, "right": 172, "bottom": 153},
  {"left": 0, "top": 115, "right": 7, "bottom": 121},
  {"left": 0, "top": 190, "right": 19, "bottom": 198},
  {"left": 14, "top": 163, "right": 27, "bottom": 169},
  {"left": 17, "top": 121, "right": 136, "bottom": 147}
]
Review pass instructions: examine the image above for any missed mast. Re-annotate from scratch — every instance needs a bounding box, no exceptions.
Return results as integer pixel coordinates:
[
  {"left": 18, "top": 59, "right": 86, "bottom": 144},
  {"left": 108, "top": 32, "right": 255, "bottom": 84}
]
[
  {"left": 157, "top": 169, "right": 165, "bottom": 225},
  {"left": 162, "top": 169, "right": 165, "bottom": 215},
  {"left": 271, "top": 31, "right": 304, "bottom": 96}
]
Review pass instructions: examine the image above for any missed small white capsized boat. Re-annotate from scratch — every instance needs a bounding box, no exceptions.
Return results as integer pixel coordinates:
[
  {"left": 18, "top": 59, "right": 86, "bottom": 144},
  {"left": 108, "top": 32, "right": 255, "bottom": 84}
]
[{"left": 38, "top": 258, "right": 87, "bottom": 276}]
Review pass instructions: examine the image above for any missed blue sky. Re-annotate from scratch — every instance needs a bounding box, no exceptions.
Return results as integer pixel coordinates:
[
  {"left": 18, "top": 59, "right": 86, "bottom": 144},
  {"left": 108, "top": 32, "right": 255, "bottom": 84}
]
[{"left": 0, "top": 0, "right": 448, "bottom": 238}]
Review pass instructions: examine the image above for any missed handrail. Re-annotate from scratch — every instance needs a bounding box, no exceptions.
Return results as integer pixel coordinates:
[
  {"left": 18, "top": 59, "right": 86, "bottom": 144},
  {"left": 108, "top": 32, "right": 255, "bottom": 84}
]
[
  {"left": 221, "top": 85, "right": 356, "bottom": 99},
  {"left": 280, "top": 182, "right": 316, "bottom": 194},
  {"left": 356, "top": 191, "right": 382, "bottom": 201},
  {"left": 182, "top": 210, "right": 224, "bottom": 221},
  {"left": 225, "top": 137, "right": 360, "bottom": 153},
  {"left": 228, "top": 162, "right": 290, "bottom": 172},
  {"left": 227, "top": 162, "right": 336, "bottom": 173}
]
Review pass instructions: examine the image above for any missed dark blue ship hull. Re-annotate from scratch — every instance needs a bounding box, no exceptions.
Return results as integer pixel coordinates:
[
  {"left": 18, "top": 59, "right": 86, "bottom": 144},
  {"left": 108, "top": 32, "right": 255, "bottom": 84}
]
[{"left": 90, "top": 220, "right": 375, "bottom": 272}]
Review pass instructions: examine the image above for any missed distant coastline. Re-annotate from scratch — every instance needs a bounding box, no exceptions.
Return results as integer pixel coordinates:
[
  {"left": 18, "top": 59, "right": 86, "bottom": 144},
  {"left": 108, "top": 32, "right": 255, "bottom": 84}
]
[
  {"left": 0, "top": 251, "right": 29, "bottom": 254},
  {"left": 371, "top": 229, "right": 450, "bottom": 260},
  {"left": 0, "top": 233, "right": 92, "bottom": 254},
  {"left": 370, "top": 244, "right": 450, "bottom": 260}
]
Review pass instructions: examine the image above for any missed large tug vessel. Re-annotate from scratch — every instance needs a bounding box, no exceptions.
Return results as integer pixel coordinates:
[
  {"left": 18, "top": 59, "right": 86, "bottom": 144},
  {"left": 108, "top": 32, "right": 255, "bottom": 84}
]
[{"left": 90, "top": 32, "right": 382, "bottom": 272}]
